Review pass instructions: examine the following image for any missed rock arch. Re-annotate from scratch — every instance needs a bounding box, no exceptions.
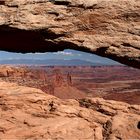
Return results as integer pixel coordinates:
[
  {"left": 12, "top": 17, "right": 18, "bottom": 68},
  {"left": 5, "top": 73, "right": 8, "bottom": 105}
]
[{"left": 0, "top": 0, "right": 139, "bottom": 68}]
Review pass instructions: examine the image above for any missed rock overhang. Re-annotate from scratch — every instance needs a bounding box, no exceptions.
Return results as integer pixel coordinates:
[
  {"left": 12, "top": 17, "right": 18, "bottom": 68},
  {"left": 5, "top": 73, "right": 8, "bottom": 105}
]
[{"left": 0, "top": 0, "right": 139, "bottom": 68}]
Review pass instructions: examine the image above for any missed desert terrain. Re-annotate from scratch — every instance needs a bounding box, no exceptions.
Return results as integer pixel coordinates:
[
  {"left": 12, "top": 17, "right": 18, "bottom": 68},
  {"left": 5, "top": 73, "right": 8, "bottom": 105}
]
[
  {"left": 0, "top": 0, "right": 139, "bottom": 139},
  {"left": 0, "top": 64, "right": 140, "bottom": 139},
  {"left": 0, "top": 81, "right": 140, "bottom": 139},
  {"left": 0, "top": 65, "right": 140, "bottom": 105}
]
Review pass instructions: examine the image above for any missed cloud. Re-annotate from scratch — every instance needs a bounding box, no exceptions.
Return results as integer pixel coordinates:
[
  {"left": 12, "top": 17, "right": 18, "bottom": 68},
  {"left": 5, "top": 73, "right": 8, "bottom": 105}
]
[
  {"left": 53, "top": 51, "right": 74, "bottom": 56},
  {"left": 34, "top": 53, "right": 45, "bottom": 55},
  {"left": 77, "top": 53, "right": 82, "bottom": 56}
]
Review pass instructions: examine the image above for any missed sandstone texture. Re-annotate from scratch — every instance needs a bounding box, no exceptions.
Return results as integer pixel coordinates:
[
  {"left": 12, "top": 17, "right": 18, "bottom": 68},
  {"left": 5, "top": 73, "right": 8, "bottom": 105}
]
[
  {"left": 0, "top": 81, "right": 140, "bottom": 139},
  {"left": 0, "top": 65, "right": 27, "bottom": 77},
  {"left": 0, "top": 0, "right": 140, "bottom": 68}
]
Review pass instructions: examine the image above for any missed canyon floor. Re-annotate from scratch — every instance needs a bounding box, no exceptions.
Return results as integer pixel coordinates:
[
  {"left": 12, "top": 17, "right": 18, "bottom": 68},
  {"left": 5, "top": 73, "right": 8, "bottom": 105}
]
[{"left": 0, "top": 65, "right": 140, "bottom": 104}]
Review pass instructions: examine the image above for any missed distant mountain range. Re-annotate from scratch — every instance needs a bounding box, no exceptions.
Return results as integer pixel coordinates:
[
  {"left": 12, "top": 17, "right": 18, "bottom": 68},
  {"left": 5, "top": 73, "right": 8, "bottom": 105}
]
[{"left": 0, "top": 59, "right": 120, "bottom": 66}]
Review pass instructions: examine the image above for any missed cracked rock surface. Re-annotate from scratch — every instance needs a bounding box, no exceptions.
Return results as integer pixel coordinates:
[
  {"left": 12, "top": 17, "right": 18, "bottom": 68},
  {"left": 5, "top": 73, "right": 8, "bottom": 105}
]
[
  {"left": 0, "top": 0, "right": 140, "bottom": 68},
  {"left": 0, "top": 81, "right": 140, "bottom": 139}
]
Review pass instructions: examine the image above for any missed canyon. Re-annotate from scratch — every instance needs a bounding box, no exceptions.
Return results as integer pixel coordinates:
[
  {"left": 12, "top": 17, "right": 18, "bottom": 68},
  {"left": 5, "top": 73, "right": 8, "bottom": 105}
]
[
  {"left": 0, "top": 65, "right": 140, "bottom": 104},
  {"left": 0, "top": 64, "right": 140, "bottom": 139},
  {"left": 0, "top": 0, "right": 140, "bottom": 139}
]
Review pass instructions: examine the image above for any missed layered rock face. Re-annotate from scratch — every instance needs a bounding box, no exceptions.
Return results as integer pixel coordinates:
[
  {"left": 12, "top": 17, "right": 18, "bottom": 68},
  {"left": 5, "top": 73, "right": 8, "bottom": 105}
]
[
  {"left": 0, "top": 0, "right": 140, "bottom": 68},
  {"left": 0, "top": 81, "right": 140, "bottom": 139},
  {"left": 0, "top": 66, "right": 27, "bottom": 78}
]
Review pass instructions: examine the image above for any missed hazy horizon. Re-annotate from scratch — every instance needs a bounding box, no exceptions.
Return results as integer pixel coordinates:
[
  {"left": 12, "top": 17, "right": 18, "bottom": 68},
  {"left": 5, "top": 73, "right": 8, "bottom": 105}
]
[{"left": 0, "top": 49, "right": 122, "bottom": 65}]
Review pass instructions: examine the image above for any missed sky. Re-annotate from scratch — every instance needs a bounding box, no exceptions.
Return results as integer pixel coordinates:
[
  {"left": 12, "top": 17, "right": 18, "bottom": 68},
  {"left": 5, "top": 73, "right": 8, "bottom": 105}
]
[{"left": 0, "top": 49, "right": 121, "bottom": 65}]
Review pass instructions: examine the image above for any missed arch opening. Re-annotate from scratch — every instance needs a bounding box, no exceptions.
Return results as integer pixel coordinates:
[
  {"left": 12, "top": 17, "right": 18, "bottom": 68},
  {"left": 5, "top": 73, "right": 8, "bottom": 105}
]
[{"left": 0, "top": 49, "right": 140, "bottom": 104}]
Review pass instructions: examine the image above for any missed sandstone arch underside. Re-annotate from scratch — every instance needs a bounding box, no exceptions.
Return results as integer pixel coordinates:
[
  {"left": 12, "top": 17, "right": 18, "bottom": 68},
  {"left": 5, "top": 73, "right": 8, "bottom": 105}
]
[{"left": 0, "top": 0, "right": 140, "bottom": 68}]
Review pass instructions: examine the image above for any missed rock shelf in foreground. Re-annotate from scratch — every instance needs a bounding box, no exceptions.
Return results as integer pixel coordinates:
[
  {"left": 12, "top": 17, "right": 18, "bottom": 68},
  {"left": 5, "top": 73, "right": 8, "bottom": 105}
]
[{"left": 0, "top": 81, "right": 139, "bottom": 139}]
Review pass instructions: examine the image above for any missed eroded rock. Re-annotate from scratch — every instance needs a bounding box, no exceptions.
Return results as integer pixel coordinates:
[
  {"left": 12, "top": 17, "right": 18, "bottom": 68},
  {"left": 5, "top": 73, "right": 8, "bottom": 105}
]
[
  {"left": 0, "top": 0, "right": 139, "bottom": 68},
  {"left": 0, "top": 81, "right": 139, "bottom": 139}
]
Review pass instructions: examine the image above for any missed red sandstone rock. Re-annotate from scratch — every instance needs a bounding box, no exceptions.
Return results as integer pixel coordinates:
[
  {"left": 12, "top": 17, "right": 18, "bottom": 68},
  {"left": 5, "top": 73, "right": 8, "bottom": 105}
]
[{"left": 0, "top": 81, "right": 139, "bottom": 139}]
